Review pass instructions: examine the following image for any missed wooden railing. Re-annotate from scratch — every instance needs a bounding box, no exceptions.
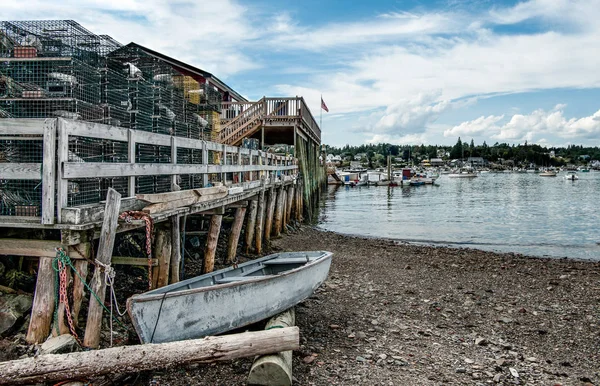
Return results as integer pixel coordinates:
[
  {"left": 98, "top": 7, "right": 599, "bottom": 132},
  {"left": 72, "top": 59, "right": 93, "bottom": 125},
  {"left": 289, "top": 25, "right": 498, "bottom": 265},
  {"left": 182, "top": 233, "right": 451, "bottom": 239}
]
[
  {"left": 0, "top": 118, "right": 298, "bottom": 226},
  {"left": 219, "top": 97, "right": 321, "bottom": 145}
]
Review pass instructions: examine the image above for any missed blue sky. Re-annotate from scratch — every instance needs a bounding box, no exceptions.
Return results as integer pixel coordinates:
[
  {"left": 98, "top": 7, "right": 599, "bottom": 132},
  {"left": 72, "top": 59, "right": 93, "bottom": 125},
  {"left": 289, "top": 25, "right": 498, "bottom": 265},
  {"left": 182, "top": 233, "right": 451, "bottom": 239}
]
[{"left": 5, "top": 0, "right": 600, "bottom": 147}]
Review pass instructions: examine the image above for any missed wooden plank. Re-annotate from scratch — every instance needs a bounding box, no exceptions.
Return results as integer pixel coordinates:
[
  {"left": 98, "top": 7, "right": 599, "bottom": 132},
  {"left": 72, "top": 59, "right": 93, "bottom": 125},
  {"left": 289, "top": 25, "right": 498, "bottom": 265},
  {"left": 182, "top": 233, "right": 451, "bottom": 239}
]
[
  {"left": 71, "top": 259, "right": 88, "bottom": 328},
  {"left": 60, "top": 197, "right": 146, "bottom": 225},
  {"left": 0, "top": 57, "right": 73, "bottom": 62},
  {"left": 56, "top": 119, "right": 68, "bottom": 223},
  {"left": 0, "top": 118, "right": 45, "bottom": 135},
  {"left": 0, "top": 239, "right": 88, "bottom": 259},
  {"left": 142, "top": 191, "right": 228, "bottom": 214},
  {"left": 111, "top": 256, "right": 158, "bottom": 266},
  {"left": 41, "top": 119, "right": 56, "bottom": 224},
  {"left": 127, "top": 129, "right": 136, "bottom": 196},
  {"left": 0, "top": 163, "right": 41, "bottom": 179},
  {"left": 83, "top": 188, "right": 121, "bottom": 348},
  {"left": 62, "top": 118, "right": 128, "bottom": 142},
  {"left": 136, "top": 186, "right": 227, "bottom": 203},
  {"left": 203, "top": 214, "right": 223, "bottom": 273},
  {"left": 226, "top": 207, "right": 246, "bottom": 263}
]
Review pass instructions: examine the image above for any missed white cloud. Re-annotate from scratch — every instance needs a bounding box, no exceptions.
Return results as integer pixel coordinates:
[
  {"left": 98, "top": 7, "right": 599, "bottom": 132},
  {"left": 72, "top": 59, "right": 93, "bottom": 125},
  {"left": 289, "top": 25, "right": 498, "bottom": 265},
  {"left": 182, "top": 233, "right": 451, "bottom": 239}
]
[{"left": 448, "top": 106, "right": 600, "bottom": 145}]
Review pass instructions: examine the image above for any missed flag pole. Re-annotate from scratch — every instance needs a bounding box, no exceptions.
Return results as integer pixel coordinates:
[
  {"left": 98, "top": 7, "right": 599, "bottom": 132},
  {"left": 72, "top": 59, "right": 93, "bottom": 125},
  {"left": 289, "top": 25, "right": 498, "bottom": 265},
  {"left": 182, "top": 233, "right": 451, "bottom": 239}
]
[{"left": 320, "top": 94, "right": 323, "bottom": 130}]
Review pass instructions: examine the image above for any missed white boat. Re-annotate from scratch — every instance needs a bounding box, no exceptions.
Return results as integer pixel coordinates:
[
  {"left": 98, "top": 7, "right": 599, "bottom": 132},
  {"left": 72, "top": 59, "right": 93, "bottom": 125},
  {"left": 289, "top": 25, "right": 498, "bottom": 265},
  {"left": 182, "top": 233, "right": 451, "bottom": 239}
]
[
  {"left": 448, "top": 168, "right": 478, "bottom": 178},
  {"left": 127, "top": 251, "right": 333, "bottom": 343},
  {"left": 564, "top": 171, "right": 579, "bottom": 181},
  {"left": 539, "top": 170, "right": 557, "bottom": 177}
]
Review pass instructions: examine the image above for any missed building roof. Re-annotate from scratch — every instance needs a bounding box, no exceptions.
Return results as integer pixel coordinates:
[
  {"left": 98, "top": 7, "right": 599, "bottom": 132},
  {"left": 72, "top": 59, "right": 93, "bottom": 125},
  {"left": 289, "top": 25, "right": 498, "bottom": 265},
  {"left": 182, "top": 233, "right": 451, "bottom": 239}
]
[{"left": 123, "top": 42, "right": 247, "bottom": 102}]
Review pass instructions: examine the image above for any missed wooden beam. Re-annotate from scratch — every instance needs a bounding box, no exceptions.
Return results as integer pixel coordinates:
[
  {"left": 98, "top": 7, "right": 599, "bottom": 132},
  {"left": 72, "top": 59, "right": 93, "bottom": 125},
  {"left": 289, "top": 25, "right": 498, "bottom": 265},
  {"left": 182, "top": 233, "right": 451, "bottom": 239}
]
[
  {"left": 83, "top": 188, "right": 122, "bottom": 349},
  {"left": 0, "top": 118, "right": 45, "bottom": 135},
  {"left": 41, "top": 119, "right": 56, "bottom": 225},
  {"left": 0, "top": 327, "right": 300, "bottom": 386},
  {"left": 0, "top": 163, "right": 42, "bottom": 180},
  {"left": 25, "top": 256, "right": 55, "bottom": 343},
  {"left": 226, "top": 207, "right": 246, "bottom": 264},
  {"left": 244, "top": 199, "right": 258, "bottom": 254},
  {"left": 169, "top": 215, "right": 181, "bottom": 284},
  {"left": 111, "top": 256, "right": 158, "bottom": 266},
  {"left": 0, "top": 239, "right": 89, "bottom": 259},
  {"left": 203, "top": 214, "right": 223, "bottom": 273}
]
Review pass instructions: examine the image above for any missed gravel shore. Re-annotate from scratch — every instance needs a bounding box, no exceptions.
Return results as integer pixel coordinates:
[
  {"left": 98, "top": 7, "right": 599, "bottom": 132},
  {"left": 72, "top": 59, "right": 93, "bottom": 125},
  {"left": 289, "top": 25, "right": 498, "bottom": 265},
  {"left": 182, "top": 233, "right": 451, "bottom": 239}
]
[{"left": 152, "top": 226, "right": 600, "bottom": 385}]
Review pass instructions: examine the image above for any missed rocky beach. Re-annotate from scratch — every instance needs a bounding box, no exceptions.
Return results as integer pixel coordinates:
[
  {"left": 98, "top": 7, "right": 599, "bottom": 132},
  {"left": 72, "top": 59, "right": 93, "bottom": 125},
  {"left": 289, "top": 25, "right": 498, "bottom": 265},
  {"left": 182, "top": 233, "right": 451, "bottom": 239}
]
[
  {"left": 143, "top": 226, "right": 600, "bottom": 385},
  {"left": 1, "top": 226, "right": 599, "bottom": 385}
]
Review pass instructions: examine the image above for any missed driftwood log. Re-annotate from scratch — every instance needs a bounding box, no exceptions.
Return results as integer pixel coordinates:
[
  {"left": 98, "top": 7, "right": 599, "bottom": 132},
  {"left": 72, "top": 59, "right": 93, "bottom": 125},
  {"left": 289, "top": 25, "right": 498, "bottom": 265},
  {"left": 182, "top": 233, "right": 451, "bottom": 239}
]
[
  {"left": 0, "top": 327, "right": 300, "bottom": 385},
  {"left": 247, "top": 308, "right": 296, "bottom": 386}
]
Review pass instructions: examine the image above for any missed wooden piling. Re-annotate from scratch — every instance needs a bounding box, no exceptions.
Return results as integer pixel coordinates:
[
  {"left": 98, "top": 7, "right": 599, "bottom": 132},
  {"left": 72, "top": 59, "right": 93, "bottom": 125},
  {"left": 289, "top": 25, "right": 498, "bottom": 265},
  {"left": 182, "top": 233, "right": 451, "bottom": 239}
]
[
  {"left": 71, "top": 258, "right": 88, "bottom": 327},
  {"left": 155, "top": 224, "right": 172, "bottom": 288},
  {"left": 273, "top": 187, "right": 284, "bottom": 237},
  {"left": 203, "top": 214, "right": 223, "bottom": 273},
  {"left": 244, "top": 199, "right": 258, "bottom": 254},
  {"left": 226, "top": 206, "right": 247, "bottom": 263},
  {"left": 282, "top": 187, "right": 288, "bottom": 233},
  {"left": 83, "top": 188, "right": 121, "bottom": 349},
  {"left": 169, "top": 215, "right": 181, "bottom": 284},
  {"left": 264, "top": 187, "right": 275, "bottom": 245},
  {"left": 255, "top": 185, "right": 266, "bottom": 255},
  {"left": 286, "top": 185, "right": 294, "bottom": 225},
  {"left": 26, "top": 257, "right": 56, "bottom": 344}
]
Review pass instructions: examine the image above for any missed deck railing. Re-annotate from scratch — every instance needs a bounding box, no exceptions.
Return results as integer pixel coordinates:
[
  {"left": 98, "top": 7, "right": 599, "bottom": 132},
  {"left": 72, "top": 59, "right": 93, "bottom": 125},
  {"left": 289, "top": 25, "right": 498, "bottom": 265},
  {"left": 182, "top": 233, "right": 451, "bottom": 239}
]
[
  {"left": 0, "top": 118, "right": 298, "bottom": 226},
  {"left": 219, "top": 97, "right": 321, "bottom": 145}
]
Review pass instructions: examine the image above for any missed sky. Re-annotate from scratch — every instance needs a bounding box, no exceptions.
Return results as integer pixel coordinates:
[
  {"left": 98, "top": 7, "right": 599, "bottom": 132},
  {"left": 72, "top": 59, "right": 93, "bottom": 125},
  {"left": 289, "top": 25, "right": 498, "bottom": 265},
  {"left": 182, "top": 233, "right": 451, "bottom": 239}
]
[{"left": 4, "top": 0, "right": 600, "bottom": 148}]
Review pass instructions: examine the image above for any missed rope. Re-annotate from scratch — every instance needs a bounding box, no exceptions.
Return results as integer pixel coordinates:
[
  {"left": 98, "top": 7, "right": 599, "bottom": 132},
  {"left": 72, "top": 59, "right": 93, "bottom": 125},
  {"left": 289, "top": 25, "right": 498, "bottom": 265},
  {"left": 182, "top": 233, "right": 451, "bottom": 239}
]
[
  {"left": 55, "top": 248, "right": 128, "bottom": 330},
  {"left": 119, "top": 211, "right": 154, "bottom": 289}
]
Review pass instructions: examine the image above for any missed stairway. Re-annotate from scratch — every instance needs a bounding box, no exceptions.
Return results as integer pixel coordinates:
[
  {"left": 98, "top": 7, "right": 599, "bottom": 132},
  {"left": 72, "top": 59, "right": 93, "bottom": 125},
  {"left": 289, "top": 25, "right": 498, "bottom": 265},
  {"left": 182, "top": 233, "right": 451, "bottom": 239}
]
[{"left": 219, "top": 98, "right": 266, "bottom": 146}]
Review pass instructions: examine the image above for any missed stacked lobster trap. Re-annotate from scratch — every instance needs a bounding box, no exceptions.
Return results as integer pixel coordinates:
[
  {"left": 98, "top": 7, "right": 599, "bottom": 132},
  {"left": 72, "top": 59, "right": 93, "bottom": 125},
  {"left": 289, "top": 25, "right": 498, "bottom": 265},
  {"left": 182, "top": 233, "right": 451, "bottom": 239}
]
[{"left": 0, "top": 20, "right": 224, "bottom": 217}]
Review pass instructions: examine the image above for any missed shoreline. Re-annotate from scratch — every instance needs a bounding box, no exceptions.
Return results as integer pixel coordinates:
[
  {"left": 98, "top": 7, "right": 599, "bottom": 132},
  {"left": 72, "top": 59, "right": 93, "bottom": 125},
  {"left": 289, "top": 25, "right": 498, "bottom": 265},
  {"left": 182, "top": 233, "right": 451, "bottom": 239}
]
[
  {"left": 139, "top": 226, "right": 600, "bottom": 385},
  {"left": 2, "top": 226, "right": 598, "bottom": 385}
]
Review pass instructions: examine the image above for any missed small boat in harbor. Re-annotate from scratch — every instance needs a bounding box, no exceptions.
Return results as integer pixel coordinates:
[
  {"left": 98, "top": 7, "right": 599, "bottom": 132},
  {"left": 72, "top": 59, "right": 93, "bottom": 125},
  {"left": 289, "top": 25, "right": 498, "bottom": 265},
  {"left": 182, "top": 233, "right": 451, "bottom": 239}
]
[
  {"left": 564, "top": 171, "right": 579, "bottom": 181},
  {"left": 539, "top": 170, "right": 557, "bottom": 177},
  {"left": 448, "top": 168, "right": 478, "bottom": 178},
  {"left": 127, "top": 251, "right": 333, "bottom": 343}
]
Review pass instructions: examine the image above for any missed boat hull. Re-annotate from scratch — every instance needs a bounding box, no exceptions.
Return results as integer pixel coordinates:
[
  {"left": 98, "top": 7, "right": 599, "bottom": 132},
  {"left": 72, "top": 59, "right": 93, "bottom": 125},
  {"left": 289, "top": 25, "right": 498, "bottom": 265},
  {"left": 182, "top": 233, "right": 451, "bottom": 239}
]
[{"left": 127, "top": 251, "right": 332, "bottom": 343}]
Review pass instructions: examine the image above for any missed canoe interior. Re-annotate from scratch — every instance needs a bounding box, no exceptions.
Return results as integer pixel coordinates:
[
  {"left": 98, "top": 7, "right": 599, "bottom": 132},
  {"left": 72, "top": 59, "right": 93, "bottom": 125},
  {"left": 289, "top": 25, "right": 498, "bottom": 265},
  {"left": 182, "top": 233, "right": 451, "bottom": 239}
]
[{"left": 136, "top": 250, "right": 331, "bottom": 297}]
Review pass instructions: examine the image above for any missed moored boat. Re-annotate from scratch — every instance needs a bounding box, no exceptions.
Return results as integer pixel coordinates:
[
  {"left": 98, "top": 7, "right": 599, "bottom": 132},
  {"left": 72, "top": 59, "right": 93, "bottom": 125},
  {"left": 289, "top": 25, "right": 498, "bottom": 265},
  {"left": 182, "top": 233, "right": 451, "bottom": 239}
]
[
  {"left": 564, "top": 171, "right": 578, "bottom": 181},
  {"left": 539, "top": 170, "right": 557, "bottom": 177},
  {"left": 127, "top": 251, "right": 333, "bottom": 343}
]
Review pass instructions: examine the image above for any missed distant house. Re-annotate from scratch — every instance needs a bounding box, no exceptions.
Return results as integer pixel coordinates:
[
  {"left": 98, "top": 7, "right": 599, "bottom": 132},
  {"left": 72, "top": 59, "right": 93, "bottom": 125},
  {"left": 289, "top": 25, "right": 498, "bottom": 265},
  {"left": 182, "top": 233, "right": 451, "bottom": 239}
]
[
  {"left": 354, "top": 153, "right": 367, "bottom": 161},
  {"left": 549, "top": 151, "right": 556, "bottom": 158},
  {"left": 429, "top": 158, "right": 444, "bottom": 166},
  {"left": 580, "top": 155, "right": 590, "bottom": 160},
  {"left": 466, "top": 157, "right": 485, "bottom": 166}
]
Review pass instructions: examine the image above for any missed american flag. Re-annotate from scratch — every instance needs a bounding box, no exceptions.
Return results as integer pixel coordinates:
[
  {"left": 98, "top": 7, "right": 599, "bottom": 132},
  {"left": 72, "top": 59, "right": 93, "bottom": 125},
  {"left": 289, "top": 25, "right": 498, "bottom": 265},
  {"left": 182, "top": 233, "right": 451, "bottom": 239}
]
[{"left": 321, "top": 97, "right": 329, "bottom": 112}]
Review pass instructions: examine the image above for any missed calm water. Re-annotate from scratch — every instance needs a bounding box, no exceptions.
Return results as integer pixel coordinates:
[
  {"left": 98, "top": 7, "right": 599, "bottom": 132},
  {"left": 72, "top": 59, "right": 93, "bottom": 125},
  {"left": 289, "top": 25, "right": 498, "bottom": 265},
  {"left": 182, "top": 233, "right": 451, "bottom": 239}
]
[{"left": 318, "top": 171, "right": 600, "bottom": 260}]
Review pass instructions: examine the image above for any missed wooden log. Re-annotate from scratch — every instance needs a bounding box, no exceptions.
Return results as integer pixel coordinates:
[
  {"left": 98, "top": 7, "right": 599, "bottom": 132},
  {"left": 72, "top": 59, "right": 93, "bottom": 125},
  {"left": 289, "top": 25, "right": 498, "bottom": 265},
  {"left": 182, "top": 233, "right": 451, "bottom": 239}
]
[
  {"left": 0, "top": 327, "right": 300, "bottom": 386},
  {"left": 226, "top": 207, "right": 247, "bottom": 264},
  {"left": 255, "top": 185, "right": 266, "bottom": 255},
  {"left": 247, "top": 308, "right": 296, "bottom": 386},
  {"left": 286, "top": 185, "right": 295, "bottom": 224},
  {"left": 273, "top": 187, "right": 284, "bottom": 237},
  {"left": 71, "top": 260, "right": 88, "bottom": 328},
  {"left": 154, "top": 225, "right": 171, "bottom": 288},
  {"left": 264, "top": 187, "right": 276, "bottom": 245},
  {"left": 169, "top": 215, "right": 181, "bottom": 284},
  {"left": 203, "top": 214, "right": 223, "bottom": 273},
  {"left": 83, "top": 188, "right": 121, "bottom": 349},
  {"left": 244, "top": 199, "right": 258, "bottom": 254},
  {"left": 26, "top": 257, "right": 56, "bottom": 344}
]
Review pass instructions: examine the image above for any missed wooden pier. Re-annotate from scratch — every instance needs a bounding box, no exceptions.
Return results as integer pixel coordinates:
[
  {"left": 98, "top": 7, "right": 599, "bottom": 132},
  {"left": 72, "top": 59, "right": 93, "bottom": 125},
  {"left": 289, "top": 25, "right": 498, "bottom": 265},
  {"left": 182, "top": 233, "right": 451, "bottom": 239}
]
[{"left": 0, "top": 117, "right": 318, "bottom": 347}]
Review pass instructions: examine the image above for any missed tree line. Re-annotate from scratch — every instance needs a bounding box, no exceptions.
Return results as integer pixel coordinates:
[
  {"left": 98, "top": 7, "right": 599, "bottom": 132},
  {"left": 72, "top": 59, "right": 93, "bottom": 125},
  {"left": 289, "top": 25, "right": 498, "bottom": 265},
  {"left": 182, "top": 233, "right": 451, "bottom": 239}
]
[{"left": 324, "top": 138, "right": 600, "bottom": 166}]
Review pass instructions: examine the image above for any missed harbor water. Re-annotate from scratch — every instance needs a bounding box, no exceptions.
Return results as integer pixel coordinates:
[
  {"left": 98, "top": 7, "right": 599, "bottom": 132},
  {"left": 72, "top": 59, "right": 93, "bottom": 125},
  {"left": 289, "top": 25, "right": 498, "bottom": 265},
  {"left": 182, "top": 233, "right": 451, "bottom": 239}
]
[{"left": 318, "top": 171, "right": 600, "bottom": 260}]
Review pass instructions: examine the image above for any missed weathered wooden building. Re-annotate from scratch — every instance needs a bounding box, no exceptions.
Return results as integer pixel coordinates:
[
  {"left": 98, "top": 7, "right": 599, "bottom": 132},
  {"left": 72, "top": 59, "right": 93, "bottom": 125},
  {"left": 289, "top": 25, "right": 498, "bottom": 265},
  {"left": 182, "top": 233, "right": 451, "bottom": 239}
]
[{"left": 0, "top": 20, "right": 324, "bottom": 347}]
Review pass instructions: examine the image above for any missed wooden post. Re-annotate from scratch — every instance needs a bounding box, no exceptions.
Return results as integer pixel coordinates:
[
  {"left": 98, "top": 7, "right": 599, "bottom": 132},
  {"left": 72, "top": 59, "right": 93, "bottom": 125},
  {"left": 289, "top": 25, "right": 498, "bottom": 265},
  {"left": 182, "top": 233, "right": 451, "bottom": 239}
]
[
  {"left": 0, "top": 328, "right": 300, "bottom": 386},
  {"left": 264, "top": 187, "right": 275, "bottom": 245},
  {"left": 281, "top": 187, "right": 288, "bottom": 233},
  {"left": 169, "top": 215, "right": 181, "bottom": 284},
  {"left": 203, "top": 214, "right": 223, "bottom": 273},
  {"left": 226, "top": 206, "right": 247, "bottom": 263},
  {"left": 155, "top": 224, "right": 172, "bottom": 288},
  {"left": 41, "top": 119, "right": 56, "bottom": 225},
  {"left": 247, "top": 308, "right": 296, "bottom": 386},
  {"left": 26, "top": 257, "right": 56, "bottom": 344},
  {"left": 83, "top": 188, "right": 121, "bottom": 349},
  {"left": 255, "top": 183, "right": 266, "bottom": 255},
  {"left": 286, "top": 185, "right": 294, "bottom": 225},
  {"left": 244, "top": 199, "right": 258, "bottom": 254},
  {"left": 273, "top": 187, "right": 284, "bottom": 237},
  {"left": 71, "top": 257, "right": 89, "bottom": 327}
]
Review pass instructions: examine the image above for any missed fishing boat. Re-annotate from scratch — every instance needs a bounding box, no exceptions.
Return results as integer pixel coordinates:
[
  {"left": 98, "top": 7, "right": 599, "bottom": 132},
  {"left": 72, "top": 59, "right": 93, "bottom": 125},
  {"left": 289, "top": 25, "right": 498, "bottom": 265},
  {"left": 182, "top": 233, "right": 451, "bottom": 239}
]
[
  {"left": 539, "top": 170, "right": 557, "bottom": 177},
  {"left": 127, "top": 250, "right": 333, "bottom": 344},
  {"left": 564, "top": 171, "right": 579, "bottom": 181}
]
